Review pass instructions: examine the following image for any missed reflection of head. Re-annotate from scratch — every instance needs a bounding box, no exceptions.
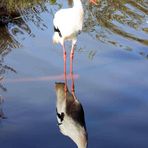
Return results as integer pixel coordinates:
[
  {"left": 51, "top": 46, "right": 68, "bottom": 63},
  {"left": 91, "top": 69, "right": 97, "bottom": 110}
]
[{"left": 55, "top": 82, "right": 88, "bottom": 148}]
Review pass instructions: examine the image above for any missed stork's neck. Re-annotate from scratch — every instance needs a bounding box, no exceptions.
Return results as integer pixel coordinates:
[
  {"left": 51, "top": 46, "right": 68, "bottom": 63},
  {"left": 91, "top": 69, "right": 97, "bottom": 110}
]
[{"left": 73, "top": 0, "right": 83, "bottom": 8}]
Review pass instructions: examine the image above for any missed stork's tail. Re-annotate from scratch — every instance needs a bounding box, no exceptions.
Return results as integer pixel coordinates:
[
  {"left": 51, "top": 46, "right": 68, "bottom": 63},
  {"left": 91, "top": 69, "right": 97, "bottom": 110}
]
[{"left": 53, "top": 32, "right": 60, "bottom": 44}]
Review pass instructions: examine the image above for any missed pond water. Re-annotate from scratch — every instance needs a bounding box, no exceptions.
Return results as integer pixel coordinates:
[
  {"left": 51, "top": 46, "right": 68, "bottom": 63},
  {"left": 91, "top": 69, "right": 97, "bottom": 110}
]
[{"left": 0, "top": 0, "right": 148, "bottom": 148}]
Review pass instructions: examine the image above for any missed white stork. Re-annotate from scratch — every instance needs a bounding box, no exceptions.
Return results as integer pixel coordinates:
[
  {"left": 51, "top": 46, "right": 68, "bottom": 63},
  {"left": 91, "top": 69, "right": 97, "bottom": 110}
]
[{"left": 53, "top": 0, "right": 97, "bottom": 83}]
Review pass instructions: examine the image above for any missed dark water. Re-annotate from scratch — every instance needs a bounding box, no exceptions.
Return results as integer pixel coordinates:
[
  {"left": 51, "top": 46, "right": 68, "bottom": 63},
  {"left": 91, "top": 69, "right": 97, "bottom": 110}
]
[{"left": 0, "top": 0, "right": 148, "bottom": 148}]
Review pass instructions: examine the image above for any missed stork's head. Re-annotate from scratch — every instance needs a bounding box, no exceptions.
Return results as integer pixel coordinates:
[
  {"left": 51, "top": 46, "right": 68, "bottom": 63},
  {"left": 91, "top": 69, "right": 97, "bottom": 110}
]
[{"left": 75, "top": 129, "right": 88, "bottom": 148}]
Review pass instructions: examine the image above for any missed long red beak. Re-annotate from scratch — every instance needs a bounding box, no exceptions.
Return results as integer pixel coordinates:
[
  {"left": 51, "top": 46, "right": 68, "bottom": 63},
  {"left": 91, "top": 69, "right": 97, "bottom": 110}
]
[{"left": 89, "top": 0, "right": 98, "bottom": 5}]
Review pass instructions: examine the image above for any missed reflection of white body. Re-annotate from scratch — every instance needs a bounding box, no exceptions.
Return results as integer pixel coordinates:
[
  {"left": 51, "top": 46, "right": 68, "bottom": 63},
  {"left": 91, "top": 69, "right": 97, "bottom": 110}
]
[{"left": 55, "top": 83, "right": 87, "bottom": 148}]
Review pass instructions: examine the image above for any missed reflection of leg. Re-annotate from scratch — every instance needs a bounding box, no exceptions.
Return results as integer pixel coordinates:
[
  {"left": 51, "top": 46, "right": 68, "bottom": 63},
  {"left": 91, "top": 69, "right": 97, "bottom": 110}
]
[
  {"left": 70, "top": 70, "right": 75, "bottom": 97},
  {"left": 70, "top": 43, "right": 76, "bottom": 96},
  {"left": 62, "top": 44, "right": 67, "bottom": 95}
]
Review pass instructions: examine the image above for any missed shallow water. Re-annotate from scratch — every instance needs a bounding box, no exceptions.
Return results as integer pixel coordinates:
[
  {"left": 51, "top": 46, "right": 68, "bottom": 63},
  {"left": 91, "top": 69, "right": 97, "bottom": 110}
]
[{"left": 0, "top": 0, "right": 148, "bottom": 148}]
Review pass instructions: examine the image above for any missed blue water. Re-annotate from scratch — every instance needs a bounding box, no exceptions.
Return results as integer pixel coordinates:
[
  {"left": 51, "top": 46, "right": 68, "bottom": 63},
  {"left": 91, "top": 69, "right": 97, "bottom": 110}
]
[{"left": 0, "top": 1, "right": 148, "bottom": 148}]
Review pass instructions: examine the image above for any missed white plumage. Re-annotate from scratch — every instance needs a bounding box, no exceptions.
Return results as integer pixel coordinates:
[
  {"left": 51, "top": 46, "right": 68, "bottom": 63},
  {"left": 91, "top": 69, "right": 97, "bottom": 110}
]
[
  {"left": 53, "top": 0, "right": 84, "bottom": 53},
  {"left": 52, "top": 0, "right": 97, "bottom": 67}
]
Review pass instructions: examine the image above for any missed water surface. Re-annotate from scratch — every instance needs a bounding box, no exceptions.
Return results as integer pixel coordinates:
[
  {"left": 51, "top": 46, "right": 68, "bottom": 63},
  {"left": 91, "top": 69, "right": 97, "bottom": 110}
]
[{"left": 0, "top": 0, "right": 148, "bottom": 148}]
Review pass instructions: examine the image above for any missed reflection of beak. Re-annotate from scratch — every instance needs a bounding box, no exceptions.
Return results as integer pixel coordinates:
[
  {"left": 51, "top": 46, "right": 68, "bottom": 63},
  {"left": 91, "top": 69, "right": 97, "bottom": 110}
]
[{"left": 89, "top": 0, "right": 98, "bottom": 5}]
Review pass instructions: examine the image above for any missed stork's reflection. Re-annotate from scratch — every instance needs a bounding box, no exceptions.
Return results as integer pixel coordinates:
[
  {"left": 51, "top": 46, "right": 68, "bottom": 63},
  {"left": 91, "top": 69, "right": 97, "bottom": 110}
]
[{"left": 55, "top": 61, "right": 88, "bottom": 148}]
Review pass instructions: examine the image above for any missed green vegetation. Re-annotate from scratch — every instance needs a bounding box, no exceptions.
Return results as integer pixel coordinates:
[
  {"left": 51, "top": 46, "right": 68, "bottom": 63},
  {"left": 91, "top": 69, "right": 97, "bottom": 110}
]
[{"left": 0, "top": 0, "right": 47, "bottom": 14}]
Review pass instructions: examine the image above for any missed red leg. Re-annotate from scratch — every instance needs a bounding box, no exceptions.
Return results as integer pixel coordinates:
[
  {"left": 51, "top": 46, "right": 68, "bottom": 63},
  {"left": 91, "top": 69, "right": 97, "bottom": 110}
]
[
  {"left": 70, "top": 48, "right": 74, "bottom": 73},
  {"left": 62, "top": 45, "right": 67, "bottom": 95}
]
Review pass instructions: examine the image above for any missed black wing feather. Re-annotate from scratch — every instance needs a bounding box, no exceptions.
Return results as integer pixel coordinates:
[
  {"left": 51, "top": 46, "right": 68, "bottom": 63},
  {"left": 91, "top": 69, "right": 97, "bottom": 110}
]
[{"left": 54, "top": 26, "right": 62, "bottom": 37}]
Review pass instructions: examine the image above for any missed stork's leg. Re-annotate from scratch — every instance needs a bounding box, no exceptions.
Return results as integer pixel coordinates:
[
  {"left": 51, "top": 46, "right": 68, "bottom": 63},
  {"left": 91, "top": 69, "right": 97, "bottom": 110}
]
[
  {"left": 62, "top": 44, "right": 67, "bottom": 93},
  {"left": 70, "top": 40, "right": 77, "bottom": 74}
]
